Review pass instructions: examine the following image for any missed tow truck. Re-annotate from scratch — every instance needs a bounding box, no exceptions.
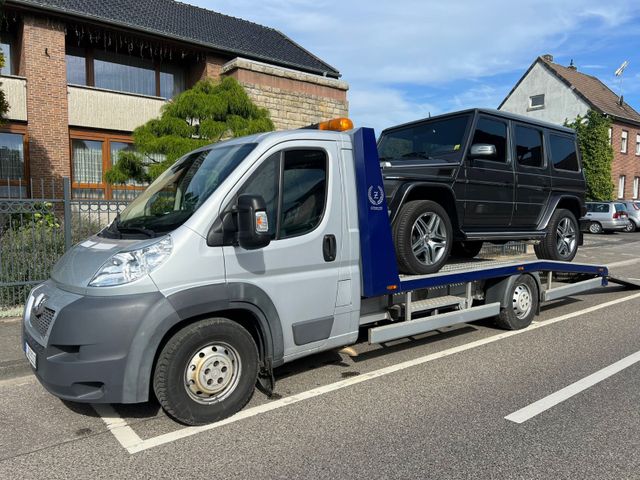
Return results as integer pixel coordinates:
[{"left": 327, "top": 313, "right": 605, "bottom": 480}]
[{"left": 22, "top": 118, "right": 640, "bottom": 426}]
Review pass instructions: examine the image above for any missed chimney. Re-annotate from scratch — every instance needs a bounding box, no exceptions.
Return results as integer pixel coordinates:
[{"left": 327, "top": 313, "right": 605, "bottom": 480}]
[
  {"left": 541, "top": 54, "right": 554, "bottom": 62},
  {"left": 619, "top": 95, "right": 624, "bottom": 106},
  {"left": 568, "top": 59, "right": 577, "bottom": 71}
]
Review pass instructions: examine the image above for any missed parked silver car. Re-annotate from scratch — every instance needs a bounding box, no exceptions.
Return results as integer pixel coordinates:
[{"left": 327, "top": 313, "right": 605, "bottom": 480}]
[
  {"left": 581, "top": 202, "right": 629, "bottom": 233},
  {"left": 620, "top": 201, "right": 640, "bottom": 232}
]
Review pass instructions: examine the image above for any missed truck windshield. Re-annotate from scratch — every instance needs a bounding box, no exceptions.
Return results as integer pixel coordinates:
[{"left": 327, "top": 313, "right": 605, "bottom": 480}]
[
  {"left": 378, "top": 114, "right": 471, "bottom": 162},
  {"left": 101, "top": 143, "right": 257, "bottom": 238}
]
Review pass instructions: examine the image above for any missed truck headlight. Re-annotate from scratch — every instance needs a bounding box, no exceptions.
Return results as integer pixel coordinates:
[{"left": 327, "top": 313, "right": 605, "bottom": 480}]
[{"left": 89, "top": 236, "right": 172, "bottom": 287}]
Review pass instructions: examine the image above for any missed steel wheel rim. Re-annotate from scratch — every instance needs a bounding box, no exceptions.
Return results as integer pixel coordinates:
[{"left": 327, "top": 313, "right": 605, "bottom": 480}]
[
  {"left": 411, "top": 212, "right": 448, "bottom": 266},
  {"left": 512, "top": 284, "right": 533, "bottom": 319},
  {"left": 184, "top": 342, "right": 241, "bottom": 404},
  {"left": 556, "top": 217, "right": 577, "bottom": 257}
]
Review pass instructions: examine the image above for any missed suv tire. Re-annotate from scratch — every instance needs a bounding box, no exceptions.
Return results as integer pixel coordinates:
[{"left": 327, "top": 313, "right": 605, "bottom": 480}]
[
  {"left": 393, "top": 200, "right": 453, "bottom": 274},
  {"left": 153, "top": 318, "right": 258, "bottom": 426},
  {"left": 452, "top": 241, "right": 483, "bottom": 258},
  {"left": 588, "top": 222, "right": 603, "bottom": 234},
  {"left": 624, "top": 221, "right": 636, "bottom": 233},
  {"left": 534, "top": 209, "right": 579, "bottom": 262}
]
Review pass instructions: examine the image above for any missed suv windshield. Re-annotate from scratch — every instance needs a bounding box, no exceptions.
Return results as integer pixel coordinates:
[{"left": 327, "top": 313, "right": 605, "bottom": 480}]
[
  {"left": 378, "top": 114, "right": 471, "bottom": 162},
  {"left": 101, "top": 143, "right": 257, "bottom": 238}
]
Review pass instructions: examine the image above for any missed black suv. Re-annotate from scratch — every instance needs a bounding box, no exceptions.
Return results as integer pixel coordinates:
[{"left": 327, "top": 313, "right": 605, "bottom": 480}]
[{"left": 378, "top": 108, "right": 586, "bottom": 274}]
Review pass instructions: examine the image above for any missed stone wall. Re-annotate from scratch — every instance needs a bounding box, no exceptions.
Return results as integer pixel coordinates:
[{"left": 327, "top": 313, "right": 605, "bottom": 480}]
[{"left": 221, "top": 58, "right": 349, "bottom": 130}]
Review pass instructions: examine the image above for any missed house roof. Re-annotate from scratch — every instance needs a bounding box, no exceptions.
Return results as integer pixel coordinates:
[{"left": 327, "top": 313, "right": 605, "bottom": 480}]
[
  {"left": 500, "top": 56, "right": 640, "bottom": 125},
  {"left": 7, "top": 0, "right": 341, "bottom": 78}
]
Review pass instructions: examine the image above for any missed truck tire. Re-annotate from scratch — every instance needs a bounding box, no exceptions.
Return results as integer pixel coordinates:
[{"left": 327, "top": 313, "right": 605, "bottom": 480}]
[
  {"left": 452, "top": 241, "right": 483, "bottom": 258},
  {"left": 393, "top": 200, "right": 453, "bottom": 275},
  {"left": 153, "top": 318, "right": 259, "bottom": 426},
  {"left": 534, "top": 209, "right": 579, "bottom": 262},
  {"left": 494, "top": 274, "right": 539, "bottom": 330}
]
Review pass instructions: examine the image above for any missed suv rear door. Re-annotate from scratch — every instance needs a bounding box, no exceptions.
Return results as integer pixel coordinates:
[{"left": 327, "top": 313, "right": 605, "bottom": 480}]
[
  {"left": 512, "top": 123, "right": 551, "bottom": 228},
  {"left": 462, "top": 114, "right": 514, "bottom": 229}
]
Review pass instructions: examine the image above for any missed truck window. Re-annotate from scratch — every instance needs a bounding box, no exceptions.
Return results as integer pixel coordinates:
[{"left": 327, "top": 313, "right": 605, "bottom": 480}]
[
  {"left": 470, "top": 117, "right": 507, "bottom": 162},
  {"left": 549, "top": 134, "right": 579, "bottom": 171},
  {"left": 237, "top": 149, "right": 327, "bottom": 240},
  {"left": 237, "top": 153, "right": 279, "bottom": 237},
  {"left": 515, "top": 125, "right": 544, "bottom": 168},
  {"left": 280, "top": 150, "right": 327, "bottom": 239}
]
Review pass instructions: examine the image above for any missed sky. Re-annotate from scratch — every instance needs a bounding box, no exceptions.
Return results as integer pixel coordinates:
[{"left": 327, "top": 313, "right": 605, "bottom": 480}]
[{"left": 187, "top": 0, "right": 640, "bottom": 133}]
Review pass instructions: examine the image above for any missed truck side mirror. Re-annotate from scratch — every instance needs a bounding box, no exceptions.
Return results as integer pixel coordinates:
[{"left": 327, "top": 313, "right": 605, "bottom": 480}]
[
  {"left": 236, "top": 194, "right": 271, "bottom": 250},
  {"left": 469, "top": 143, "right": 497, "bottom": 158}
]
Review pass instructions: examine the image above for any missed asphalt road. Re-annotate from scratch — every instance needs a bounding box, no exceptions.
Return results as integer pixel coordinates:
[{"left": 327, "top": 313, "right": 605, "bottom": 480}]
[{"left": 1, "top": 233, "right": 640, "bottom": 479}]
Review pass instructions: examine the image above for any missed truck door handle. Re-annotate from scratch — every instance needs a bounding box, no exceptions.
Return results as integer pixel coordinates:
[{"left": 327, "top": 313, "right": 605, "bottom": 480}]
[{"left": 323, "top": 234, "right": 337, "bottom": 262}]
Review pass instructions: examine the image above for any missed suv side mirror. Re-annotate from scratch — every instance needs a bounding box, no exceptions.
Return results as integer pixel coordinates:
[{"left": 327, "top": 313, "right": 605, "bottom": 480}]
[
  {"left": 236, "top": 194, "right": 271, "bottom": 250},
  {"left": 469, "top": 143, "right": 497, "bottom": 158}
]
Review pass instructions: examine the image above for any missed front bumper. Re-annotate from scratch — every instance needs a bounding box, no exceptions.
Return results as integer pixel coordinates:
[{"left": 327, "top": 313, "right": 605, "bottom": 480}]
[{"left": 23, "top": 281, "right": 175, "bottom": 403}]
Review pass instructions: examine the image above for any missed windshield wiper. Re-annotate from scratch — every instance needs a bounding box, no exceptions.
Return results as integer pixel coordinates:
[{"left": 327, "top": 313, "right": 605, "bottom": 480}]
[{"left": 116, "top": 225, "right": 156, "bottom": 238}]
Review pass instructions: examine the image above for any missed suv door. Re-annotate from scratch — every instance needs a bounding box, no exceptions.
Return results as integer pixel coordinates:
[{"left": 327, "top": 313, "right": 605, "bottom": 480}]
[
  {"left": 463, "top": 115, "right": 514, "bottom": 229},
  {"left": 222, "top": 141, "right": 344, "bottom": 359},
  {"left": 512, "top": 123, "right": 551, "bottom": 228}
]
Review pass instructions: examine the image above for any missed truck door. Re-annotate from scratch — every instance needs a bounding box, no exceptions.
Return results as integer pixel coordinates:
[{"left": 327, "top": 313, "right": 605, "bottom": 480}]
[
  {"left": 512, "top": 123, "right": 552, "bottom": 228},
  {"left": 222, "top": 140, "right": 344, "bottom": 359},
  {"left": 463, "top": 115, "right": 514, "bottom": 229}
]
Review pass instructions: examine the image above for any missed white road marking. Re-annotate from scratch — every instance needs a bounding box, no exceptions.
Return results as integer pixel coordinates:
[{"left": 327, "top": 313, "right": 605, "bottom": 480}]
[
  {"left": 94, "top": 290, "right": 640, "bottom": 454},
  {"left": 92, "top": 404, "right": 144, "bottom": 452},
  {"left": 606, "top": 258, "right": 640, "bottom": 268},
  {"left": 505, "top": 349, "right": 640, "bottom": 424}
]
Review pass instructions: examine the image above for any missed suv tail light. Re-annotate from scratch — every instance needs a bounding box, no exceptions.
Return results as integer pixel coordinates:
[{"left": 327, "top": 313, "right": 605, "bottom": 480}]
[{"left": 613, "top": 212, "right": 627, "bottom": 219}]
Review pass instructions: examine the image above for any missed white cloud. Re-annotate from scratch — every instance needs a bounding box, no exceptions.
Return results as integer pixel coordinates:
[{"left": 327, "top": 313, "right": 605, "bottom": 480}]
[{"left": 186, "top": 0, "right": 638, "bottom": 129}]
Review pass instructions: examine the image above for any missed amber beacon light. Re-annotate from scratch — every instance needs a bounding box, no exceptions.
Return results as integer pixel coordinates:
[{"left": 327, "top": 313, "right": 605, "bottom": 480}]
[{"left": 315, "top": 117, "right": 354, "bottom": 132}]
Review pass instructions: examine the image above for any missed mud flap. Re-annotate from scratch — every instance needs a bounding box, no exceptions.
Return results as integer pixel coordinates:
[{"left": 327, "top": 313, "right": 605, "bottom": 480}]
[{"left": 256, "top": 358, "right": 276, "bottom": 397}]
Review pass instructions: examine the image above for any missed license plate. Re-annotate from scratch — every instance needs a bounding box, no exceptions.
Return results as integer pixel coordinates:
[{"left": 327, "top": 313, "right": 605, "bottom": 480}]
[{"left": 24, "top": 342, "right": 37, "bottom": 370}]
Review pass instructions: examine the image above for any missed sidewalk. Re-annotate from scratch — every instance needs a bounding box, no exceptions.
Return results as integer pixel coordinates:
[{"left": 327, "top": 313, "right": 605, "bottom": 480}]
[{"left": 0, "top": 317, "right": 31, "bottom": 381}]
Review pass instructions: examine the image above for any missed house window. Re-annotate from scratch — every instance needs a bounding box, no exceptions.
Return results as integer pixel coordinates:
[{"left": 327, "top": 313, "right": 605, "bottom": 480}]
[
  {"left": 0, "top": 34, "right": 14, "bottom": 76},
  {"left": 0, "top": 127, "right": 28, "bottom": 198},
  {"left": 608, "top": 127, "right": 612, "bottom": 146},
  {"left": 636, "top": 134, "right": 640, "bottom": 155},
  {"left": 65, "top": 47, "right": 185, "bottom": 99},
  {"left": 70, "top": 130, "right": 151, "bottom": 200},
  {"left": 529, "top": 94, "right": 545, "bottom": 109},
  {"left": 618, "top": 175, "right": 626, "bottom": 199},
  {"left": 621, "top": 130, "right": 628, "bottom": 153},
  {"left": 634, "top": 177, "right": 639, "bottom": 200}
]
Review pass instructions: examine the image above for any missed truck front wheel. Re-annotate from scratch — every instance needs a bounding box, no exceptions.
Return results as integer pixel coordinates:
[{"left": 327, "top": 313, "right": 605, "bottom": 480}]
[
  {"left": 153, "top": 318, "right": 259, "bottom": 426},
  {"left": 393, "top": 200, "right": 453, "bottom": 275}
]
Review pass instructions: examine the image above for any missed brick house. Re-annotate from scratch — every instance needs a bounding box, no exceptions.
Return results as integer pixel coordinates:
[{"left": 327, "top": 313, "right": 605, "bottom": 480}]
[
  {"left": 0, "top": 0, "right": 349, "bottom": 199},
  {"left": 499, "top": 54, "right": 640, "bottom": 200}
]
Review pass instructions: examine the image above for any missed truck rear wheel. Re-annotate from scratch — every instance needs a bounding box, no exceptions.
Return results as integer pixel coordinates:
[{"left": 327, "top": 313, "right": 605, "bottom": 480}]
[
  {"left": 534, "top": 209, "right": 579, "bottom": 262},
  {"left": 153, "top": 318, "right": 258, "bottom": 426},
  {"left": 393, "top": 200, "right": 453, "bottom": 275},
  {"left": 452, "top": 241, "right": 483, "bottom": 258},
  {"left": 494, "top": 274, "right": 539, "bottom": 330}
]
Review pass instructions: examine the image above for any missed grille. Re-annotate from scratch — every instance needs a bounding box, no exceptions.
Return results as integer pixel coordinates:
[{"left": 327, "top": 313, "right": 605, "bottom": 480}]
[
  {"left": 24, "top": 330, "right": 45, "bottom": 356},
  {"left": 32, "top": 307, "right": 55, "bottom": 337}
]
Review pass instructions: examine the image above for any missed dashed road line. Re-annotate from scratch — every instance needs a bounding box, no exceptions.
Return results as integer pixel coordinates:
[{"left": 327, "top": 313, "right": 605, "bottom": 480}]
[{"left": 505, "top": 349, "right": 640, "bottom": 423}]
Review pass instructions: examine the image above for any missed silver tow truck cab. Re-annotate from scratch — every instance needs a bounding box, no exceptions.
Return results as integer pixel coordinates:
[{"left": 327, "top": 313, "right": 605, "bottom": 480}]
[{"left": 23, "top": 120, "right": 630, "bottom": 426}]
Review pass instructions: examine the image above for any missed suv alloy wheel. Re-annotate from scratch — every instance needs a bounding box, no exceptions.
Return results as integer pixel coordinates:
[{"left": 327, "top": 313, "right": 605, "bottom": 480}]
[{"left": 534, "top": 209, "right": 579, "bottom": 262}]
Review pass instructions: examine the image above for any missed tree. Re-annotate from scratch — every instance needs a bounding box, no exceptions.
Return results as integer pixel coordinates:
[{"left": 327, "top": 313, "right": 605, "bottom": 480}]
[
  {"left": 565, "top": 110, "right": 614, "bottom": 201},
  {"left": 0, "top": 2, "right": 10, "bottom": 123},
  {"left": 106, "top": 77, "right": 274, "bottom": 183}
]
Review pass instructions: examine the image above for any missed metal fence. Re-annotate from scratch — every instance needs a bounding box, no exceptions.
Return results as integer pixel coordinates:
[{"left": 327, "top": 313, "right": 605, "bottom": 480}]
[{"left": 0, "top": 177, "right": 129, "bottom": 310}]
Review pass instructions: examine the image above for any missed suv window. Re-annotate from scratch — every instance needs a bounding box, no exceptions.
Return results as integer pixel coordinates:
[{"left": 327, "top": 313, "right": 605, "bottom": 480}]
[
  {"left": 549, "top": 134, "right": 579, "bottom": 171},
  {"left": 471, "top": 117, "right": 507, "bottom": 162},
  {"left": 515, "top": 125, "right": 544, "bottom": 168},
  {"left": 615, "top": 203, "right": 627, "bottom": 213},
  {"left": 237, "top": 149, "right": 327, "bottom": 240}
]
